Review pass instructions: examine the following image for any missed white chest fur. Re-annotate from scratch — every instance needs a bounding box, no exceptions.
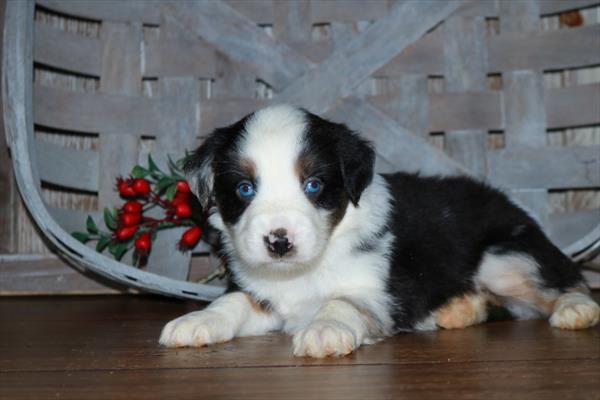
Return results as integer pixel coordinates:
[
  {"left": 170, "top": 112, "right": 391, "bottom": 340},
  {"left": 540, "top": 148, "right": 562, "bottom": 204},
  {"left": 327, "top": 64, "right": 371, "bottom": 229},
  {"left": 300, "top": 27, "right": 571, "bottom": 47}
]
[{"left": 224, "top": 175, "right": 395, "bottom": 334}]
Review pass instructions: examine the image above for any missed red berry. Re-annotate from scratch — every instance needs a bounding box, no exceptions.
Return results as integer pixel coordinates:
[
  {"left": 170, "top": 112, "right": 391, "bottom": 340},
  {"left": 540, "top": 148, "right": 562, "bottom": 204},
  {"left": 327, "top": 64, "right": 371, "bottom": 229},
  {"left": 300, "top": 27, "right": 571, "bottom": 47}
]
[
  {"left": 120, "top": 212, "right": 142, "bottom": 227},
  {"left": 172, "top": 192, "right": 191, "bottom": 207},
  {"left": 176, "top": 180, "right": 192, "bottom": 194},
  {"left": 135, "top": 232, "right": 152, "bottom": 255},
  {"left": 123, "top": 200, "right": 143, "bottom": 214},
  {"left": 116, "top": 226, "right": 138, "bottom": 241},
  {"left": 118, "top": 180, "right": 137, "bottom": 198},
  {"left": 180, "top": 226, "right": 202, "bottom": 248},
  {"left": 132, "top": 178, "right": 151, "bottom": 196},
  {"left": 174, "top": 202, "right": 192, "bottom": 218}
]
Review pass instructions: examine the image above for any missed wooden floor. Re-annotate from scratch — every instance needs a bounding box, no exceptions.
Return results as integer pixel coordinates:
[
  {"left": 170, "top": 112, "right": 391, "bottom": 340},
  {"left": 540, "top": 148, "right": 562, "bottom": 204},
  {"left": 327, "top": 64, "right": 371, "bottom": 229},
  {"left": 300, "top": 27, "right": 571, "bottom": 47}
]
[{"left": 1, "top": 294, "right": 599, "bottom": 400}]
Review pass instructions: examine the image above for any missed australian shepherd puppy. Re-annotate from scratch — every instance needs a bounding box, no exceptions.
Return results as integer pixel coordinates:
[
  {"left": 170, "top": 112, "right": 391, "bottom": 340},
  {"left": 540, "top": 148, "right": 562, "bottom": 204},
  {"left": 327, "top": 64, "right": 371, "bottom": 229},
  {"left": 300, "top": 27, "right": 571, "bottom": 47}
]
[{"left": 159, "top": 105, "right": 599, "bottom": 358}]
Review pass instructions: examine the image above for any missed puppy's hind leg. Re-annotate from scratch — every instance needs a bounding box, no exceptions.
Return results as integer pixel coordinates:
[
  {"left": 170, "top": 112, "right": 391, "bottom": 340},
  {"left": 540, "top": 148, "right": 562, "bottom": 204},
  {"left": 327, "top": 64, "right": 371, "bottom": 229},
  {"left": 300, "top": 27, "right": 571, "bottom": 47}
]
[
  {"left": 159, "top": 292, "right": 282, "bottom": 348},
  {"left": 475, "top": 226, "right": 599, "bottom": 329}
]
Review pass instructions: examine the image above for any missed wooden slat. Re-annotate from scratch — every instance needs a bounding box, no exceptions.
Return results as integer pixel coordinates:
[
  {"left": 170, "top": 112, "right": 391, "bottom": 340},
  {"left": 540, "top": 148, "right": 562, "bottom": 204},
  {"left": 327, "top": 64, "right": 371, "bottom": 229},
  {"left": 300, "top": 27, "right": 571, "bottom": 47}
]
[
  {"left": 35, "top": 82, "right": 600, "bottom": 140},
  {"left": 377, "top": 25, "right": 600, "bottom": 77},
  {"left": 540, "top": 0, "right": 600, "bottom": 15},
  {"left": 48, "top": 207, "right": 101, "bottom": 236},
  {"left": 310, "top": 0, "right": 390, "bottom": 24},
  {"left": 37, "top": 0, "right": 600, "bottom": 24},
  {"left": 35, "top": 139, "right": 98, "bottom": 192},
  {"left": 0, "top": 0, "right": 17, "bottom": 254},
  {"left": 34, "top": 85, "right": 162, "bottom": 135},
  {"left": 548, "top": 209, "right": 600, "bottom": 249},
  {"left": 199, "top": 98, "right": 268, "bottom": 133},
  {"left": 277, "top": 0, "right": 465, "bottom": 113},
  {"left": 546, "top": 83, "right": 600, "bottom": 129},
  {"left": 273, "top": 0, "right": 311, "bottom": 44},
  {"left": 328, "top": 99, "right": 469, "bottom": 176},
  {"left": 370, "top": 83, "right": 600, "bottom": 132},
  {"left": 443, "top": 15, "right": 488, "bottom": 178},
  {"left": 36, "top": 0, "right": 161, "bottom": 24},
  {"left": 487, "top": 146, "right": 600, "bottom": 189},
  {"left": 34, "top": 22, "right": 102, "bottom": 76},
  {"left": 144, "top": 36, "right": 216, "bottom": 78},
  {"left": 490, "top": 24, "right": 600, "bottom": 73},
  {"left": 33, "top": 8, "right": 600, "bottom": 82},
  {"left": 0, "top": 255, "right": 123, "bottom": 295},
  {"left": 162, "top": 1, "right": 312, "bottom": 90},
  {"left": 500, "top": 1, "right": 550, "bottom": 229},
  {"left": 97, "top": 22, "right": 142, "bottom": 208}
]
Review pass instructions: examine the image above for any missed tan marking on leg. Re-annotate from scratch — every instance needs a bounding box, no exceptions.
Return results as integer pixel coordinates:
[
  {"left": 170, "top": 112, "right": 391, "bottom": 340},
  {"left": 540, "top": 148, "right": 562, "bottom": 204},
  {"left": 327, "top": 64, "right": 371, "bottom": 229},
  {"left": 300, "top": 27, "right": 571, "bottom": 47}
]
[
  {"left": 550, "top": 292, "right": 600, "bottom": 330},
  {"left": 244, "top": 293, "right": 271, "bottom": 315},
  {"left": 435, "top": 293, "right": 488, "bottom": 329}
]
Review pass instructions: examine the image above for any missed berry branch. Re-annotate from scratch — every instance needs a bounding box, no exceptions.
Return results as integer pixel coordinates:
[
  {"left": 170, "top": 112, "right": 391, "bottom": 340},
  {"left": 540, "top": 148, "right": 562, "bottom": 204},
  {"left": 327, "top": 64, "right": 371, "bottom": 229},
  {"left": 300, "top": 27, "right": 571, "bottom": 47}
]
[{"left": 72, "top": 154, "right": 203, "bottom": 267}]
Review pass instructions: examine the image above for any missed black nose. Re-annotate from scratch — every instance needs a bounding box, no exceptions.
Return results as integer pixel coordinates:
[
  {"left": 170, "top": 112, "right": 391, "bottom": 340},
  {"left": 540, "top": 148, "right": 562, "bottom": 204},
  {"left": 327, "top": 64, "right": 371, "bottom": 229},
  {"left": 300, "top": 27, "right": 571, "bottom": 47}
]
[{"left": 264, "top": 229, "right": 293, "bottom": 257}]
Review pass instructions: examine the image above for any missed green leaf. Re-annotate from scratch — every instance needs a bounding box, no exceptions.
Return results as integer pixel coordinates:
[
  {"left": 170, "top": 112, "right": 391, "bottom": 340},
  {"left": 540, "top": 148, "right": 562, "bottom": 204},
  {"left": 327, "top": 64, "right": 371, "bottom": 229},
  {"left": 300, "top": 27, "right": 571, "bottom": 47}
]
[
  {"left": 104, "top": 207, "right": 117, "bottom": 231},
  {"left": 165, "top": 184, "right": 178, "bottom": 201},
  {"left": 86, "top": 216, "right": 99, "bottom": 234},
  {"left": 131, "top": 165, "right": 150, "bottom": 179},
  {"left": 72, "top": 232, "right": 90, "bottom": 243},
  {"left": 148, "top": 154, "right": 165, "bottom": 177},
  {"left": 155, "top": 176, "right": 175, "bottom": 193},
  {"left": 109, "top": 241, "right": 129, "bottom": 261},
  {"left": 96, "top": 235, "right": 111, "bottom": 252}
]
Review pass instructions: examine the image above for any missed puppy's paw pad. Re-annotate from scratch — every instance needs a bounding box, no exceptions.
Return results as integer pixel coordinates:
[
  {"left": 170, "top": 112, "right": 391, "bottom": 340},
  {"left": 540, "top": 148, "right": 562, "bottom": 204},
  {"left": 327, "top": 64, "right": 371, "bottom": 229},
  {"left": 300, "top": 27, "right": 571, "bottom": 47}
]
[
  {"left": 159, "top": 312, "right": 235, "bottom": 348},
  {"left": 550, "top": 299, "right": 600, "bottom": 330},
  {"left": 292, "top": 320, "right": 357, "bottom": 358}
]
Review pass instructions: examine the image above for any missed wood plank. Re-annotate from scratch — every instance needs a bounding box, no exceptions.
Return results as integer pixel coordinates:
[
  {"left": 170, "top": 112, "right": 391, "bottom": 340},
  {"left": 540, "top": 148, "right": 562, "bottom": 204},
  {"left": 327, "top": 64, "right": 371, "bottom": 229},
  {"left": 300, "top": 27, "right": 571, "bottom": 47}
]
[
  {"left": 1, "top": 296, "right": 600, "bottom": 373},
  {"left": 277, "top": 0, "right": 465, "bottom": 113},
  {"left": 0, "top": 255, "right": 123, "bottom": 295},
  {"left": 0, "top": 0, "right": 17, "bottom": 254},
  {"left": 34, "top": 21, "right": 102, "bottom": 76},
  {"left": 35, "top": 139, "right": 98, "bottom": 192},
  {"left": 370, "top": 83, "right": 600, "bottom": 132},
  {"left": 487, "top": 146, "right": 600, "bottom": 189},
  {"left": 273, "top": 0, "right": 311, "bottom": 44},
  {"left": 548, "top": 209, "right": 600, "bottom": 249},
  {"left": 199, "top": 98, "right": 268, "bottom": 133},
  {"left": 33, "top": 85, "right": 162, "bottom": 136},
  {"left": 489, "top": 24, "right": 600, "bottom": 73},
  {"left": 144, "top": 36, "right": 216, "bottom": 78},
  {"left": 443, "top": 15, "right": 488, "bottom": 178},
  {"left": 97, "top": 22, "right": 142, "bottom": 208},
  {"left": 546, "top": 83, "right": 600, "bottom": 129},
  {"left": 376, "top": 74, "right": 430, "bottom": 138},
  {"left": 500, "top": 1, "right": 549, "bottom": 230},
  {"left": 540, "top": 0, "right": 600, "bottom": 15},
  {"left": 37, "top": 0, "right": 600, "bottom": 25},
  {"left": 1, "top": 359, "right": 599, "bottom": 400},
  {"left": 328, "top": 99, "right": 469, "bottom": 176},
  {"left": 162, "top": 1, "right": 312, "bottom": 90},
  {"left": 36, "top": 0, "right": 162, "bottom": 24},
  {"left": 377, "top": 24, "right": 600, "bottom": 77}
]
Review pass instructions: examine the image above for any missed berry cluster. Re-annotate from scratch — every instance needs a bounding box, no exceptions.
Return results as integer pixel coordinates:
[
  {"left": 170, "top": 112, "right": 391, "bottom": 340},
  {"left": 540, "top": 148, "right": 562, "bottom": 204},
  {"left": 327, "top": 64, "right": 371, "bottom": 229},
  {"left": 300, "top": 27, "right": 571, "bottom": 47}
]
[{"left": 73, "top": 155, "right": 203, "bottom": 265}]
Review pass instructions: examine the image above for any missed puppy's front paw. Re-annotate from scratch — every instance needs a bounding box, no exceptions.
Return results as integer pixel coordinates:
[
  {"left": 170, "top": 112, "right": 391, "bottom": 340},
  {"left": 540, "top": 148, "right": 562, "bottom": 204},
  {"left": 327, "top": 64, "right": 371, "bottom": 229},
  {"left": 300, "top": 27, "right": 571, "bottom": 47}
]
[
  {"left": 159, "top": 311, "right": 235, "bottom": 348},
  {"left": 292, "top": 320, "right": 358, "bottom": 358}
]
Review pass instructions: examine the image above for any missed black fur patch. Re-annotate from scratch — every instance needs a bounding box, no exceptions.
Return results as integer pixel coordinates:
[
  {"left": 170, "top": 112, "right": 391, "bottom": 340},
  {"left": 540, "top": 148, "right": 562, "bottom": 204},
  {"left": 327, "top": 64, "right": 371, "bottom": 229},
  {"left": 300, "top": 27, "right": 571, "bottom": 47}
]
[
  {"left": 301, "top": 111, "right": 375, "bottom": 228},
  {"left": 381, "top": 173, "right": 584, "bottom": 331}
]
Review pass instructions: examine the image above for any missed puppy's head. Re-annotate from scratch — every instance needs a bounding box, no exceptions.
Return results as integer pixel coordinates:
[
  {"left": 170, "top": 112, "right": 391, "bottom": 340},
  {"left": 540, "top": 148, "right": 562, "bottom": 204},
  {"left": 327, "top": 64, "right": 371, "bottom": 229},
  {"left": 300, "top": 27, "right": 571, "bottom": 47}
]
[{"left": 185, "top": 105, "right": 374, "bottom": 270}]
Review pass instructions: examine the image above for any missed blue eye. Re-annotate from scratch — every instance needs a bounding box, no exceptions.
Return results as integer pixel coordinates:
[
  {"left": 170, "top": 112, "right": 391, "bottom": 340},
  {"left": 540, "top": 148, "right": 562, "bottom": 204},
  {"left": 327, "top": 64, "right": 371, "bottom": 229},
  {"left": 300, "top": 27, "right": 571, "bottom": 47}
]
[
  {"left": 236, "top": 181, "right": 256, "bottom": 199},
  {"left": 304, "top": 178, "right": 322, "bottom": 195}
]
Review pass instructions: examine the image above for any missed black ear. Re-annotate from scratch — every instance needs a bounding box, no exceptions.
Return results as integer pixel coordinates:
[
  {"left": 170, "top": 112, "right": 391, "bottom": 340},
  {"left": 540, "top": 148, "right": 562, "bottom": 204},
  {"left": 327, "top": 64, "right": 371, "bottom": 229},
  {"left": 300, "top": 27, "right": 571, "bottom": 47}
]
[
  {"left": 183, "top": 135, "right": 219, "bottom": 210},
  {"left": 336, "top": 128, "right": 375, "bottom": 206}
]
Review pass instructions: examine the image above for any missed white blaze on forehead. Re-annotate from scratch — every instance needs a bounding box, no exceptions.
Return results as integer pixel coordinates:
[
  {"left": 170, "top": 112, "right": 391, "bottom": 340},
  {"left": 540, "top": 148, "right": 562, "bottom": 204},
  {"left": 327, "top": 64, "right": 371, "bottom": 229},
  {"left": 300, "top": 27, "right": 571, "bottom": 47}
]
[{"left": 240, "top": 105, "right": 306, "bottom": 198}]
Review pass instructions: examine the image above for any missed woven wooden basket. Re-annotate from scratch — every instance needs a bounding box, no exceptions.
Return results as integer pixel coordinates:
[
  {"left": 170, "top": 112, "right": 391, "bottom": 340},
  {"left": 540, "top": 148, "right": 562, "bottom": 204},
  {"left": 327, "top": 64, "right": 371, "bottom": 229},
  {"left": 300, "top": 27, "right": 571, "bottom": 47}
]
[{"left": 3, "top": 0, "right": 600, "bottom": 300}]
